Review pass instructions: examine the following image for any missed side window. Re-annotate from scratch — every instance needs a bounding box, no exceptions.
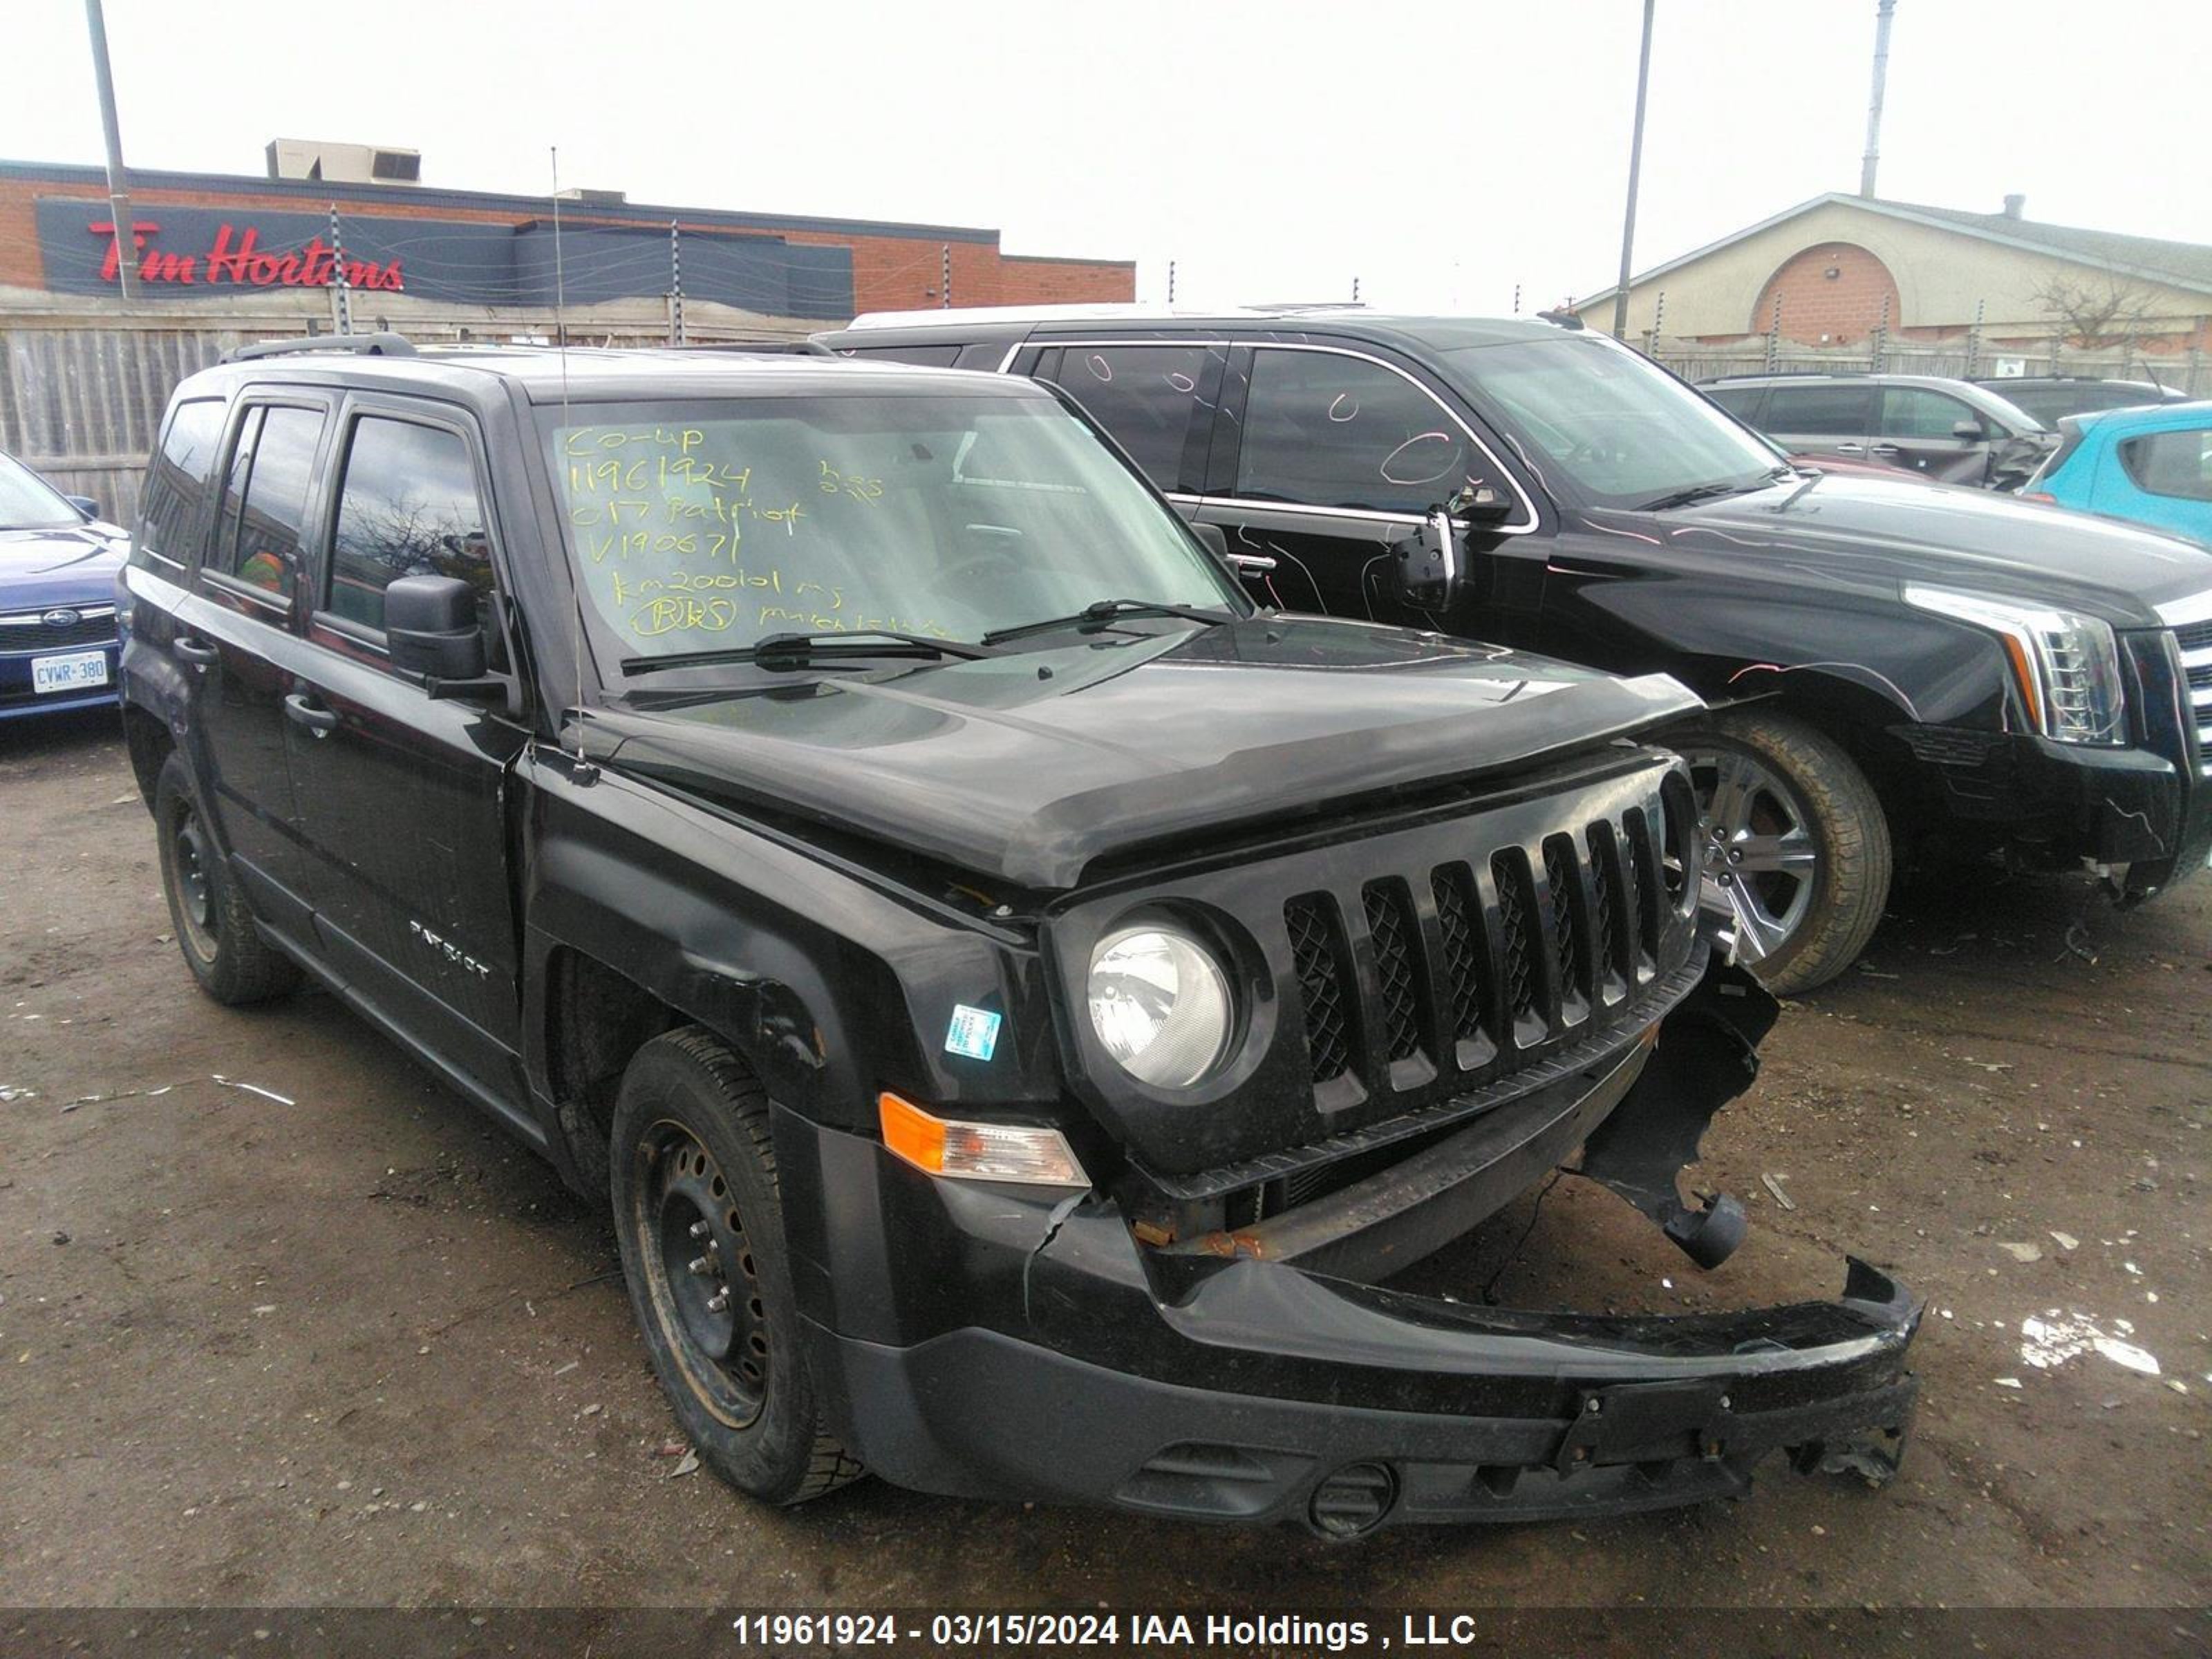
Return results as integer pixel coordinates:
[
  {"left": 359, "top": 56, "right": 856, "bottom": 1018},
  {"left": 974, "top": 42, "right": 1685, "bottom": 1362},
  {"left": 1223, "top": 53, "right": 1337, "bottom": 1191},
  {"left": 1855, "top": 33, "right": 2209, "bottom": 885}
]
[
  {"left": 1044, "top": 344, "right": 1215, "bottom": 489},
  {"left": 1705, "top": 386, "right": 1767, "bottom": 422},
  {"left": 838, "top": 344, "right": 964, "bottom": 366},
  {"left": 210, "top": 405, "right": 324, "bottom": 601},
  {"left": 1236, "top": 349, "right": 1474, "bottom": 514},
  {"left": 2119, "top": 429, "right": 2212, "bottom": 502},
  {"left": 1764, "top": 384, "right": 1877, "bottom": 437},
  {"left": 1882, "top": 387, "right": 1980, "bottom": 439},
  {"left": 325, "top": 417, "right": 494, "bottom": 634},
  {"left": 134, "top": 398, "right": 225, "bottom": 570}
]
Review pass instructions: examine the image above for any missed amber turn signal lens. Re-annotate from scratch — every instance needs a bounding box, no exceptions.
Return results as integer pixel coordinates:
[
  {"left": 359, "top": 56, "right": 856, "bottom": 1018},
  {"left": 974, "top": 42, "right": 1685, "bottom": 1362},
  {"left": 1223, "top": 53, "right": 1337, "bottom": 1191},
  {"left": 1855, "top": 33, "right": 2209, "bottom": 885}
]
[{"left": 877, "top": 1093, "right": 1088, "bottom": 1188}]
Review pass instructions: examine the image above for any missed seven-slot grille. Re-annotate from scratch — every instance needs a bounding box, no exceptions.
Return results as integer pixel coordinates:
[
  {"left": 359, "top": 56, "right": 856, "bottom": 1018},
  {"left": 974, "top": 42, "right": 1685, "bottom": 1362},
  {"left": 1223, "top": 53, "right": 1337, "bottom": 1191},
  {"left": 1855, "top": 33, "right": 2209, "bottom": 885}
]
[
  {"left": 1282, "top": 786, "right": 1687, "bottom": 1099},
  {"left": 2177, "top": 619, "right": 2212, "bottom": 777},
  {"left": 0, "top": 604, "right": 118, "bottom": 655}
]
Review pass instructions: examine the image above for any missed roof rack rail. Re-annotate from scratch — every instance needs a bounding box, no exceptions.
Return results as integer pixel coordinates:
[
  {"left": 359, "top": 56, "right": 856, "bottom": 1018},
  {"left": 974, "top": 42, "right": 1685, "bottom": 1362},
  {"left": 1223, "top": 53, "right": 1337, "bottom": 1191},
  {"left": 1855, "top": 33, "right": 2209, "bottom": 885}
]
[{"left": 223, "top": 331, "right": 418, "bottom": 364}]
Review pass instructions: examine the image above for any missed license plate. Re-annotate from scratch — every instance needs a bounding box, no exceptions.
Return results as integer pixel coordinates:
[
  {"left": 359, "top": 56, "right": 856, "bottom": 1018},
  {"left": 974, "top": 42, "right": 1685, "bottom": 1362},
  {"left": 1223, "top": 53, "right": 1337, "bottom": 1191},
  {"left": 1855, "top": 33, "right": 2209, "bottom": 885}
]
[{"left": 31, "top": 650, "right": 111, "bottom": 695}]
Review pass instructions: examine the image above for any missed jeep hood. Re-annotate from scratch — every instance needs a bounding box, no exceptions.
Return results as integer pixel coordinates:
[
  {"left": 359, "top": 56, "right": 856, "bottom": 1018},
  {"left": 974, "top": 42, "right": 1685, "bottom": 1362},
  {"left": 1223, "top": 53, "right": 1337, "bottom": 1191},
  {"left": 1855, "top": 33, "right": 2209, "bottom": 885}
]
[
  {"left": 1645, "top": 471, "right": 2211, "bottom": 626},
  {"left": 578, "top": 615, "right": 1700, "bottom": 889}
]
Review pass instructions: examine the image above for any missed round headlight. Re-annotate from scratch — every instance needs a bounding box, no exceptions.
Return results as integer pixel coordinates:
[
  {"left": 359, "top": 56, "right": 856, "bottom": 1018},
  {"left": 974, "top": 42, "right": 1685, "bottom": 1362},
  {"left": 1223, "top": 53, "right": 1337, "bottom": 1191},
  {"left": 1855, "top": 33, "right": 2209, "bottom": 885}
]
[{"left": 1086, "top": 922, "right": 1235, "bottom": 1089}]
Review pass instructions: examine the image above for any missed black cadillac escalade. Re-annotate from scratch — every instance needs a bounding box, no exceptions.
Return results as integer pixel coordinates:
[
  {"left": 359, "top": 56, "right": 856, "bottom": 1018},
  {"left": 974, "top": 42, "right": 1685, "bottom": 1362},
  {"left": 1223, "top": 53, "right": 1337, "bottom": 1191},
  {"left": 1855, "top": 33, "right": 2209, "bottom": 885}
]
[
  {"left": 115, "top": 335, "right": 1918, "bottom": 1535},
  {"left": 818, "top": 306, "right": 2212, "bottom": 993}
]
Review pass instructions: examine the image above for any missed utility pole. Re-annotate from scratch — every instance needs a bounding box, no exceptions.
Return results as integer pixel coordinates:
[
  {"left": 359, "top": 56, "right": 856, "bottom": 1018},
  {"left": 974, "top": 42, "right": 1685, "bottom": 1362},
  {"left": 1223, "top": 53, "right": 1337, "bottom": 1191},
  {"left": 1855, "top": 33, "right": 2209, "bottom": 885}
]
[
  {"left": 1611, "top": 0, "right": 1656, "bottom": 341},
  {"left": 1859, "top": 0, "right": 1897, "bottom": 198},
  {"left": 1167, "top": 260, "right": 1176, "bottom": 304},
  {"left": 83, "top": 0, "right": 137, "bottom": 299}
]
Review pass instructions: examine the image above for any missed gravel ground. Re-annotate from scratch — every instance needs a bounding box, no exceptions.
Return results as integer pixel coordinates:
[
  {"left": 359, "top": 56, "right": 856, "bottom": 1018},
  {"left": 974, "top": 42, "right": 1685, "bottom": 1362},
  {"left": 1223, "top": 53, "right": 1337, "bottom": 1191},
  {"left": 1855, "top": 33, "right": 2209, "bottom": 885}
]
[{"left": 2, "top": 709, "right": 2207, "bottom": 1642}]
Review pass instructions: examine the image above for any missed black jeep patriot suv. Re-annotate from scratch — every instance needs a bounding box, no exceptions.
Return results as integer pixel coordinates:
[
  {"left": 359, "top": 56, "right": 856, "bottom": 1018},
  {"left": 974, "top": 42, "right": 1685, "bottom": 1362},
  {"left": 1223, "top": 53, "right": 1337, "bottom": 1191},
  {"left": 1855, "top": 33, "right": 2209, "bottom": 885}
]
[
  {"left": 820, "top": 307, "right": 2212, "bottom": 993},
  {"left": 117, "top": 335, "right": 1919, "bottom": 1534}
]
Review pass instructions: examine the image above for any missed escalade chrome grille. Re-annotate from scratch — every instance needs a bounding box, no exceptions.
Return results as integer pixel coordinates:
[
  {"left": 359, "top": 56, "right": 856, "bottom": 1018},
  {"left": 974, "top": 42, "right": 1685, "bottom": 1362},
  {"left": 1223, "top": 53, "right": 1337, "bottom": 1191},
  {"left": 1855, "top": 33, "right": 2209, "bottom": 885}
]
[
  {"left": 1280, "top": 781, "right": 1691, "bottom": 1103},
  {"left": 2177, "top": 620, "right": 2212, "bottom": 777}
]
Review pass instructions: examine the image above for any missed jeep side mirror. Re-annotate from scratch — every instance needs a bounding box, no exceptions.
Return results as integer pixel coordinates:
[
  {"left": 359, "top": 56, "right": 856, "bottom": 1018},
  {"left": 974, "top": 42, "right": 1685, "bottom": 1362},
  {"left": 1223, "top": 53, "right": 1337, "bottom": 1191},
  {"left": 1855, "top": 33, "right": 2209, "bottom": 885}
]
[
  {"left": 385, "top": 574, "right": 487, "bottom": 682},
  {"left": 1951, "top": 420, "right": 1985, "bottom": 440},
  {"left": 1391, "top": 505, "right": 1465, "bottom": 610},
  {"left": 65, "top": 495, "right": 100, "bottom": 520}
]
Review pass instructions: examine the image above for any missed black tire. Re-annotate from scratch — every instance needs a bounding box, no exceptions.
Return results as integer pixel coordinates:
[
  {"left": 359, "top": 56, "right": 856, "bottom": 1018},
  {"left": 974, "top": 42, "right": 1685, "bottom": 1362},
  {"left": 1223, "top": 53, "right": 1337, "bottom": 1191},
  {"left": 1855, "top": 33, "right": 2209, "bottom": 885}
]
[
  {"left": 153, "top": 750, "right": 299, "bottom": 1006},
  {"left": 1671, "top": 708, "right": 1892, "bottom": 995},
  {"left": 609, "top": 1028, "right": 862, "bottom": 1506}
]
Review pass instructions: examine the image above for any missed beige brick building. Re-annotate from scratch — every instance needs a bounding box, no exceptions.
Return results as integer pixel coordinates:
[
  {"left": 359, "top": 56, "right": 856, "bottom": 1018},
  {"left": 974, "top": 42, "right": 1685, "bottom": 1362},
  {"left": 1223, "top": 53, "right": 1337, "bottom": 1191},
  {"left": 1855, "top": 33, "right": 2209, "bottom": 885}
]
[{"left": 1573, "top": 193, "right": 2212, "bottom": 356}]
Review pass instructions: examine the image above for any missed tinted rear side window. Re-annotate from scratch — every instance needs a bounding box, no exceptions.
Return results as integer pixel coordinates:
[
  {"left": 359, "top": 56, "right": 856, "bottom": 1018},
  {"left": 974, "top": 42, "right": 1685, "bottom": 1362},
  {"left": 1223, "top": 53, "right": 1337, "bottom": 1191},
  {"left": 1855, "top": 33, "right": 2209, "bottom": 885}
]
[
  {"left": 1764, "top": 384, "right": 1877, "bottom": 436},
  {"left": 1045, "top": 344, "right": 1217, "bottom": 489},
  {"left": 1236, "top": 348, "right": 1471, "bottom": 514},
  {"left": 2119, "top": 428, "right": 2212, "bottom": 501},
  {"left": 1705, "top": 386, "right": 1766, "bottom": 421},
  {"left": 838, "top": 344, "right": 964, "bottom": 366},
  {"left": 135, "top": 397, "right": 225, "bottom": 570},
  {"left": 1881, "top": 386, "right": 1980, "bottom": 439},
  {"left": 326, "top": 418, "right": 494, "bottom": 633},
  {"left": 212, "top": 406, "right": 324, "bottom": 601}
]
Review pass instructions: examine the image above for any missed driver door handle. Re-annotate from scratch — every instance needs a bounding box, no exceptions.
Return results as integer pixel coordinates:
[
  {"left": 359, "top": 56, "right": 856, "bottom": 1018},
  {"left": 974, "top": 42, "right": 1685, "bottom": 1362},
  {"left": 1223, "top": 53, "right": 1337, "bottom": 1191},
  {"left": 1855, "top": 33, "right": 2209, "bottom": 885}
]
[
  {"left": 284, "top": 692, "right": 341, "bottom": 737},
  {"left": 1832, "top": 442, "right": 1868, "bottom": 456},
  {"left": 1868, "top": 443, "right": 1902, "bottom": 458}
]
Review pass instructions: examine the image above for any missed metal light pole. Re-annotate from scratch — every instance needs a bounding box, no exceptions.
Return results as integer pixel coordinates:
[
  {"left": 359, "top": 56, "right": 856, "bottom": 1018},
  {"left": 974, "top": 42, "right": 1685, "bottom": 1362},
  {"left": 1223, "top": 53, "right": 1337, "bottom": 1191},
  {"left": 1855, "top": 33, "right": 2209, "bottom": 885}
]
[
  {"left": 1859, "top": 0, "right": 1897, "bottom": 198},
  {"left": 1611, "top": 0, "right": 1656, "bottom": 341},
  {"left": 83, "top": 0, "right": 137, "bottom": 299}
]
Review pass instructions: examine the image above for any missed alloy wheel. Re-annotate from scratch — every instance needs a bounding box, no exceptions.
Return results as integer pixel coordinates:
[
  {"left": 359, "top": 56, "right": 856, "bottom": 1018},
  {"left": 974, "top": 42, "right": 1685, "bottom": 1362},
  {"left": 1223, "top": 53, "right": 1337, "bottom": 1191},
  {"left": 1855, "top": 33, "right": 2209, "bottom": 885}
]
[{"left": 1683, "top": 746, "right": 1819, "bottom": 963}]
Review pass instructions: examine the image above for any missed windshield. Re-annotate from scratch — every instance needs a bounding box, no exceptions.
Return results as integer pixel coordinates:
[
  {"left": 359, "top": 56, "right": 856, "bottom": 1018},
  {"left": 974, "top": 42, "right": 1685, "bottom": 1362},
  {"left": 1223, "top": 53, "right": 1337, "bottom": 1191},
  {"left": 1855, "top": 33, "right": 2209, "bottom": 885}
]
[
  {"left": 542, "top": 393, "right": 1241, "bottom": 673},
  {"left": 0, "top": 452, "right": 83, "bottom": 531},
  {"left": 1442, "top": 335, "right": 1783, "bottom": 508}
]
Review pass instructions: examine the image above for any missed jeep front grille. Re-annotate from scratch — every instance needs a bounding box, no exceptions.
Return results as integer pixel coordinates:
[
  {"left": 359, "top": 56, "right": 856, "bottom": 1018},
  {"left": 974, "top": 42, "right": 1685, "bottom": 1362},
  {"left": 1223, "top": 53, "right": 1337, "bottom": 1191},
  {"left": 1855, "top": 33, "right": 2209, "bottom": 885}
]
[
  {"left": 2177, "top": 619, "right": 2212, "bottom": 777},
  {"left": 1280, "top": 778, "right": 1693, "bottom": 1103}
]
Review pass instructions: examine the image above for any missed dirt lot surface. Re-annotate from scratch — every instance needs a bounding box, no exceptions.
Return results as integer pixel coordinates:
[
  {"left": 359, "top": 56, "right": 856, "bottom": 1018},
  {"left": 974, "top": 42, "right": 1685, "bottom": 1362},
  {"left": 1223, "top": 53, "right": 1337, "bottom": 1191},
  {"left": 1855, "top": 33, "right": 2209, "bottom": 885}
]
[{"left": 3, "top": 711, "right": 2208, "bottom": 1639}]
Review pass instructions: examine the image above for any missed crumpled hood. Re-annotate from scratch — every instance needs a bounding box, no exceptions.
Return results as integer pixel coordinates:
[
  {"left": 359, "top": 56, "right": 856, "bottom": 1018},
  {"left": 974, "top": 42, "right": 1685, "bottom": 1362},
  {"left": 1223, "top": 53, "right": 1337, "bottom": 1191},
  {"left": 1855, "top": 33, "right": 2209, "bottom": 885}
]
[
  {"left": 0, "top": 525, "right": 126, "bottom": 611},
  {"left": 1652, "top": 471, "right": 2211, "bottom": 626},
  {"left": 580, "top": 615, "right": 1702, "bottom": 889}
]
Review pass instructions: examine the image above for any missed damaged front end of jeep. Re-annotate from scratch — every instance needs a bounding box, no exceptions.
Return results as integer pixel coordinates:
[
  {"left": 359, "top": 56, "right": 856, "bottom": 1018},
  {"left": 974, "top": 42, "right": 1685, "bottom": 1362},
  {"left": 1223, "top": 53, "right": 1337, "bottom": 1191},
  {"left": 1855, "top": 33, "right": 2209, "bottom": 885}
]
[{"left": 786, "top": 742, "right": 1921, "bottom": 1535}]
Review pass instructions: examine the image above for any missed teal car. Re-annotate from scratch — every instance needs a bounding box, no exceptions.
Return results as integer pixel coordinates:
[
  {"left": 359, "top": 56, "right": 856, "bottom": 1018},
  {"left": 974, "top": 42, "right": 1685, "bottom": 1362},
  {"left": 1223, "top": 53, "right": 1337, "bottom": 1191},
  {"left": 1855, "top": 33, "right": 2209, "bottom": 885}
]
[{"left": 2024, "top": 400, "right": 2212, "bottom": 547}]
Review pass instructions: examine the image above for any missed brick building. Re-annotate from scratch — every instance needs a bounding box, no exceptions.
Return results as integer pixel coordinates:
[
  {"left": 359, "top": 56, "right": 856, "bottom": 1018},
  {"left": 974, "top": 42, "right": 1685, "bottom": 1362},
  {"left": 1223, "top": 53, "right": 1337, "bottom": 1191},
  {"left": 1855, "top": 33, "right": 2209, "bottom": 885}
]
[
  {"left": 1573, "top": 192, "right": 2212, "bottom": 359},
  {"left": 0, "top": 156, "right": 1136, "bottom": 328},
  {"left": 0, "top": 154, "right": 1135, "bottom": 520}
]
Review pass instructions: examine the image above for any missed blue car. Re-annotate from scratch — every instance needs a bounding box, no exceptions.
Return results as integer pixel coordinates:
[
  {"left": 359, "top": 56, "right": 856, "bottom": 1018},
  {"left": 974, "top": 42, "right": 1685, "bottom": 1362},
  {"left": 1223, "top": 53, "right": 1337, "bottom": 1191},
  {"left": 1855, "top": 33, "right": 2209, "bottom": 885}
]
[
  {"left": 2025, "top": 400, "right": 2212, "bottom": 548},
  {"left": 0, "top": 451, "right": 128, "bottom": 721}
]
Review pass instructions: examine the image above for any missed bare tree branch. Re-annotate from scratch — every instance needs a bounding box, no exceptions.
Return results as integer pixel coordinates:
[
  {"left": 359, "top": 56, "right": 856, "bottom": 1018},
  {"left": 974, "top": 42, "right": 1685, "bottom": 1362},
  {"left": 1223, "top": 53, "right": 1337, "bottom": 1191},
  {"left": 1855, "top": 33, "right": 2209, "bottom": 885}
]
[{"left": 2031, "top": 265, "right": 2159, "bottom": 349}]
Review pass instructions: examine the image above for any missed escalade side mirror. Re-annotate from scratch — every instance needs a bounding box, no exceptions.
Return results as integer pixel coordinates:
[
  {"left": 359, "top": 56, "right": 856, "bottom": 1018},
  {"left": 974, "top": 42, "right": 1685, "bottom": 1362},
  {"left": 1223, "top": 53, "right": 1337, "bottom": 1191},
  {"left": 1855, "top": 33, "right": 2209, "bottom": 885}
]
[{"left": 386, "top": 574, "right": 487, "bottom": 682}]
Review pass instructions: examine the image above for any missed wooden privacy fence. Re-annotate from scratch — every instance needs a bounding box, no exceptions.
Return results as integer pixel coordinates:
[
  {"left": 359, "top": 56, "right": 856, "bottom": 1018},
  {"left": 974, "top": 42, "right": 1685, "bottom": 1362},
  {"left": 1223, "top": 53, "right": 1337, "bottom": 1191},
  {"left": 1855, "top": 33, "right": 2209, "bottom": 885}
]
[{"left": 1, "top": 303, "right": 812, "bottom": 529}]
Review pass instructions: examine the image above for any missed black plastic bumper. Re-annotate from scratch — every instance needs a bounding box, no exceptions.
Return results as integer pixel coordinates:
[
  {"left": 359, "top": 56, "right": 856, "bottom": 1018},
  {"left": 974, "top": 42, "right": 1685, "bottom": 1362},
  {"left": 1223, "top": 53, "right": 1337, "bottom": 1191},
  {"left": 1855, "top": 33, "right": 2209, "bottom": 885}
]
[{"left": 776, "top": 1029, "right": 1921, "bottom": 1533}]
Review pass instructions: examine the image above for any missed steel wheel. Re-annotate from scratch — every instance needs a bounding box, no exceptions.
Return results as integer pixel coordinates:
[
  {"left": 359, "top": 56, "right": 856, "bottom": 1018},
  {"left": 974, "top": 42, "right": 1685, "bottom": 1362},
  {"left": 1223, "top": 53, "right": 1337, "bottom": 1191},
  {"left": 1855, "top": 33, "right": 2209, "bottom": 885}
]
[
  {"left": 637, "top": 1118, "right": 770, "bottom": 1428},
  {"left": 171, "top": 805, "right": 217, "bottom": 961},
  {"left": 1684, "top": 746, "right": 1819, "bottom": 964}
]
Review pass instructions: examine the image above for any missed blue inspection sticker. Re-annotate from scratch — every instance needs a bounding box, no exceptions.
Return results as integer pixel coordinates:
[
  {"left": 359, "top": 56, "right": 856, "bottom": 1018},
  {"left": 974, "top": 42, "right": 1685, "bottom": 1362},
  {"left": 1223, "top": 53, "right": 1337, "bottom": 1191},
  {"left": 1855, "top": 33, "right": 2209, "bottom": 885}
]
[{"left": 944, "top": 1004, "right": 1002, "bottom": 1062}]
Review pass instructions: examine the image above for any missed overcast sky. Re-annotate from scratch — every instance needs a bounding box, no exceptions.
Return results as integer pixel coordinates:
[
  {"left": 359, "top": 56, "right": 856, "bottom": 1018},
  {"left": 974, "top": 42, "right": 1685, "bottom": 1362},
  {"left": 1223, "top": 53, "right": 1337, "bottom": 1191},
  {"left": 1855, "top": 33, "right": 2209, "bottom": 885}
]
[{"left": 6, "top": 0, "right": 2209, "bottom": 317}]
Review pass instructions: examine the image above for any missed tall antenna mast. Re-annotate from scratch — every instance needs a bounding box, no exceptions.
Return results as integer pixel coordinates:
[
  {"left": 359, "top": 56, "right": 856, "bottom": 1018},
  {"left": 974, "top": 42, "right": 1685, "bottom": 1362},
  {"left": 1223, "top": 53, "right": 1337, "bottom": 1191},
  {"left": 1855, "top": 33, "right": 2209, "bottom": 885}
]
[
  {"left": 1859, "top": 0, "right": 1897, "bottom": 198},
  {"left": 550, "top": 147, "right": 590, "bottom": 774}
]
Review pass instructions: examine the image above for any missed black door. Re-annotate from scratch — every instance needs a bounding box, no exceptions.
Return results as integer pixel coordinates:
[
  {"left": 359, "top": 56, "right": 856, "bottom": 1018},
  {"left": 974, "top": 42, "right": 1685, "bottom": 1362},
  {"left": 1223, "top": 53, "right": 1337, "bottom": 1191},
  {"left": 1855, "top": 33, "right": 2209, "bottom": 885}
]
[
  {"left": 179, "top": 397, "right": 332, "bottom": 938},
  {"left": 283, "top": 402, "right": 529, "bottom": 1107},
  {"left": 1199, "top": 343, "right": 1546, "bottom": 635}
]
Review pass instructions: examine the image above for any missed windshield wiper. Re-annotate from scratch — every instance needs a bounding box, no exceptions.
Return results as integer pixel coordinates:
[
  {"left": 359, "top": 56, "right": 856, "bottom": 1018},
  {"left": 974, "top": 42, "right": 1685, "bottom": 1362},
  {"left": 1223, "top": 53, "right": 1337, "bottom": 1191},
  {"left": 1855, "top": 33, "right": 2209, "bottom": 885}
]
[
  {"left": 1635, "top": 476, "right": 1780, "bottom": 512},
  {"left": 621, "top": 629, "right": 993, "bottom": 677},
  {"left": 982, "top": 599, "right": 1235, "bottom": 647}
]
